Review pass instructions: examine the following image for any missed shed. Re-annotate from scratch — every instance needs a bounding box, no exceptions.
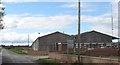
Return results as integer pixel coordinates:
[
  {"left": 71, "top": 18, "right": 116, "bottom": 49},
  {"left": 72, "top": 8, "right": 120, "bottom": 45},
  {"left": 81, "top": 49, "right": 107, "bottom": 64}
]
[
  {"left": 75, "top": 30, "right": 118, "bottom": 43},
  {"left": 31, "top": 31, "right": 74, "bottom": 51}
]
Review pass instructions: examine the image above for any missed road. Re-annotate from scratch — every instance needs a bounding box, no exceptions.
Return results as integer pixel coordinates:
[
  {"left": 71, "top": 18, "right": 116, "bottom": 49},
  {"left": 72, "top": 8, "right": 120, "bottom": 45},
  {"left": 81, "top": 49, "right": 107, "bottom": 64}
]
[
  {"left": 1, "top": 49, "right": 41, "bottom": 65},
  {"left": 0, "top": 49, "right": 2, "bottom": 65},
  {"left": 2, "top": 49, "right": 35, "bottom": 63}
]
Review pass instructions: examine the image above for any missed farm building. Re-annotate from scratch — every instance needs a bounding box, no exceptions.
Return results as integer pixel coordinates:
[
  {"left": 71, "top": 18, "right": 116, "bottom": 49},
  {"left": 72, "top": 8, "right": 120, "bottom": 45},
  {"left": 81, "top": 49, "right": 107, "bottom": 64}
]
[
  {"left": 31, "top": 30, "right": 119, "bottom": 51},
  {"left": 31, "top": 31, "right": 74, "bottom": 51},
  {"left": 74, "top": 30, "right": 119, "bottom": 49}
]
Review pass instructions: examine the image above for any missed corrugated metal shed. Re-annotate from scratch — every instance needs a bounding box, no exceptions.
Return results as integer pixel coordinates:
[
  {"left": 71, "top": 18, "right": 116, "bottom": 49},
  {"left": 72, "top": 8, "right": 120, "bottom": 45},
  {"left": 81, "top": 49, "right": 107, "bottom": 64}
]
[{"left": 75, "top": 30, "right": 118, "bottom": 43}]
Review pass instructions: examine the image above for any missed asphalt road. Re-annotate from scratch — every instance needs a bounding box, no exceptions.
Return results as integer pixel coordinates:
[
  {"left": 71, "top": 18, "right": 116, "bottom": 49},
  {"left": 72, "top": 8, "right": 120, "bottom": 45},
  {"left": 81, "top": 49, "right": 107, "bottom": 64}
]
[
  {"left": 0, "top": 50, "right": 2, "bottom": 65},
  {"left": 1, "top": 49, "right": 41, "bottom": 65},
  {"left": 0, "top": 49, "right": 49, "bottom": 65}
]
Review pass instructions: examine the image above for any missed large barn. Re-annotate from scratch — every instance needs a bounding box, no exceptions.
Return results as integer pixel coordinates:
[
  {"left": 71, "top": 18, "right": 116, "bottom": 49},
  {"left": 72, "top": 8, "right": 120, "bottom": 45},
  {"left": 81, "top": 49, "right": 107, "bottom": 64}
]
[
  {"left": 31, "top": 32, "right": 74, "bottom": 51},
  {"left": 31, "top": 30, "right": 119, "bottom": 51},
  {"left": 74, "top": 30, "right": 119, "bottom": 48}
]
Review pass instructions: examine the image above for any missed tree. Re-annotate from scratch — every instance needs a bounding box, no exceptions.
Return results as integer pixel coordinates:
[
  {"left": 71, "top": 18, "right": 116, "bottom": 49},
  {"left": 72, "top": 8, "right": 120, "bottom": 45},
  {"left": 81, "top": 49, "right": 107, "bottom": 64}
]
[{"left": 0, "top": 0, "right": 5, "bottom": 29}]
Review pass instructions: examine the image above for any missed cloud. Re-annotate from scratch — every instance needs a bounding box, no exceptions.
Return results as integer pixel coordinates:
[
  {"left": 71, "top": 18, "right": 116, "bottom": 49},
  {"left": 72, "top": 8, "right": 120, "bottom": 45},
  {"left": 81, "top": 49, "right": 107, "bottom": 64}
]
[
  {"left": 2, "top": 0, "right": 78, "bottom": 2},
  {"left": 1, "top": 2, "right": 119, "bottom": 45},
  {"left": 1, "top": 14, "right": 77, "bottom": 45},
  {"left": 2, "top": 0, "right": 119, "bottom": 2},
  {"left": 18, "top": 15, "right": 76, "bottom": 30},
  {"left": 61, "top": 2, "right": 94, "bottom": 8},
  {"left": 1, "top": 14, "right": 76, "bottom": 45},
  {"left": 1, "top": 13, "right": 118, "bottom": 45},
  {"left": 81, "top": 0, "right": 113, "bottom": 2},
  {"left": 3, "top": 14, "right": 77, "bottom": 30},
  {"left": 82, "top": 13, "right": 118, "bottom": 37},
  {"left": 2, "top": 0, "right": 120, "bottom": 2},
  {"left": 1, "top": 12, "right": 118, "bottom": 45},
  {"left": 0, "top": 30, "right": 30, "bottom": 43},
  {"left": 60, "top": 2, "right": 97, "bottom": 13},
  {"left": 60, "top": 3, "right": 78, "bottom": 8},
  {"left": 3, "top": 0, "right": 40, "bottom": 2},
  {"left": 0, "top": 29, "right": 54, "bottom": 45}
]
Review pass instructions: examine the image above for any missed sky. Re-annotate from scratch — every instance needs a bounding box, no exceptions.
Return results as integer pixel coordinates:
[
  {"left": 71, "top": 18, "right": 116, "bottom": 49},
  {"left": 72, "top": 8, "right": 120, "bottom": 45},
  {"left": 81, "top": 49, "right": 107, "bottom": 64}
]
[{"left": 0, "top": 0, "right": 119, "bottom": 46}]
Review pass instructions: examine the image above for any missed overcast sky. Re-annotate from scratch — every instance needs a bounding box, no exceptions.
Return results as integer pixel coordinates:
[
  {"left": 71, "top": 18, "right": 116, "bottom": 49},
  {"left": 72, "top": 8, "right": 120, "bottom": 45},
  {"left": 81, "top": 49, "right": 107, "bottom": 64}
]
[{"left": 0, "top": 0, "right": 119, "bottom": 46}]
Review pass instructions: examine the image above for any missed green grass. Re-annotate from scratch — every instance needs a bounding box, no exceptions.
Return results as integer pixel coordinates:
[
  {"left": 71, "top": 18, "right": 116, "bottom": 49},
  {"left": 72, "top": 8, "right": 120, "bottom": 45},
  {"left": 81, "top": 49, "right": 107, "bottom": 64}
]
[
  {"left": 36, "top": 58, "right": 61, "bottom": 65},
  {"left": 36, "top": 58, "right": 83, "bottom": 65},
  {"left": 9, "top": 47, "right": 27, "bottom": 54},
  {"left": 36, "top": 58, "right": 58, "bottom": 63}
]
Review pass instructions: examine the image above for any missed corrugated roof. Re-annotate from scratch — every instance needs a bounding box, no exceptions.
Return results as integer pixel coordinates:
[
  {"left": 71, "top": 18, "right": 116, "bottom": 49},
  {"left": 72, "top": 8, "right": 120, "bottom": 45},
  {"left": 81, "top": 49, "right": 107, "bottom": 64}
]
[
  {"left": 38, "top": 31, "right": 72, "bottom": 39},
  {"left": 81, "top": 30, "right": 119, "bottom": 39}
]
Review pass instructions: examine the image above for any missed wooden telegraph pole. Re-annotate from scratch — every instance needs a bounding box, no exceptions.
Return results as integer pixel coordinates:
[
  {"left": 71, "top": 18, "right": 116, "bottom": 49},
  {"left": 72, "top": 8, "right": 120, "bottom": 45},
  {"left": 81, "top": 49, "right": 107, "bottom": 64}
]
[{"left": 78, "top": 0, "right": 81, "bottom": 64}]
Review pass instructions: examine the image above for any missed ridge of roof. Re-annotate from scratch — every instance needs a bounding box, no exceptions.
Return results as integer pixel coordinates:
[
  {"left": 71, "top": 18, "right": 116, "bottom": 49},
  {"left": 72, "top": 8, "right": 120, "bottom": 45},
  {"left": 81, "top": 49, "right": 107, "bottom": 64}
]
[
  {"left": 74, "top": 30, "right": 118, "bottom": 39},
  {"left": 38, "top": 31, "right": 72, "bottom": 39},
  {"left": 82, "top": 30, "right": 119, "bottom": 39}
]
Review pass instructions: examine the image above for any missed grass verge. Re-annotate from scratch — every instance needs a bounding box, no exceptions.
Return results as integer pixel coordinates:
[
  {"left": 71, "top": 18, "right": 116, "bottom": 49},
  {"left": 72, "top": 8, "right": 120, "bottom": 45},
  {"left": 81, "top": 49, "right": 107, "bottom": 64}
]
[
  {"left": 35, "top": 58, "right": 61, "bottom": 65},
  {"left": 36, "top": 58, "right": 58, "bottom": 63},
  {"left": 8, "top": 47, "right": 27, "bottom": 54},
  {"left": 35, "top": 58, "right": 84, "bottom": 65}
]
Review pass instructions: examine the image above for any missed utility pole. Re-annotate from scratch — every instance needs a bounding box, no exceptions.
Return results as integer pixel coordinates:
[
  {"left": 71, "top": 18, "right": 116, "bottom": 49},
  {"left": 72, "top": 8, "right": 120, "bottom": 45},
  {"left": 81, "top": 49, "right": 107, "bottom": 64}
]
[
  {"left": 118, "top": 1, "right": 120, "bottom": 63},
  {"left": 111, "top": 4, "right": 114, "bottom": 36},
  {"left": 78, "top": 0, "right": 81, "bottom": 64},
  {"left": 28, "top": 34, "right": 29, "bottom": 47},
  {"left": 38, "top": 33, "right": 40, "bottom": 50}
]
